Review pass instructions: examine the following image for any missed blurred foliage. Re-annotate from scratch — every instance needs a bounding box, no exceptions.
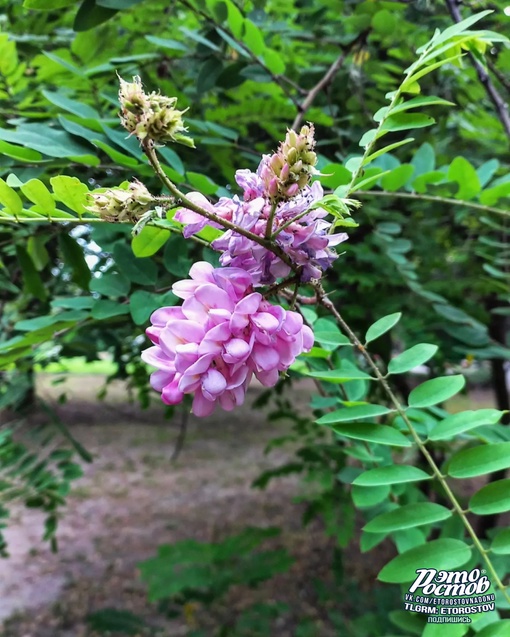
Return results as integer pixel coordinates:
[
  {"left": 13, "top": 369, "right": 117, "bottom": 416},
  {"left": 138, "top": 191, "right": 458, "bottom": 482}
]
[{"left": 1, "top": 0, "right": 510, "bottom": 635}]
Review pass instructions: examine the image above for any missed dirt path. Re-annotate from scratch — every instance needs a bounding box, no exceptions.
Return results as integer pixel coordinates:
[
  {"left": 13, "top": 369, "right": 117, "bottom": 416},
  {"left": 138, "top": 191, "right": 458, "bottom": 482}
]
[
  {"left": 1, "top": 376, "right": 496, "bottom": 636},
  {"left": 0, "top": 376, "right": 339, "bottom": 636}
]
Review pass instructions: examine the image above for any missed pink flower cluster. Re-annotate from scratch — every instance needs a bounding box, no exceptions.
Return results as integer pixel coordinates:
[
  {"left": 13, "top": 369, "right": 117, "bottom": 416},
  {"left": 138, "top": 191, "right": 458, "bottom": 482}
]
[
  {"left": 174, "top": 166, "right": 347, "bottom": 285},
  {"left": 141, "top": 262, "right": 313, "bottom": 416}
]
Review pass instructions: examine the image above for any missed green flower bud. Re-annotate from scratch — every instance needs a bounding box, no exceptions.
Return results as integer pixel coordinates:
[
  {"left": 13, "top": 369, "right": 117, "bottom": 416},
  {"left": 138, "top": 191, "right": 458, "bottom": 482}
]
[
  {"left": 86, "top": 180, "right": 155, "bottom": 223},
  {"left": 117, "top": 75, "right": 195, "bottom": 148}
]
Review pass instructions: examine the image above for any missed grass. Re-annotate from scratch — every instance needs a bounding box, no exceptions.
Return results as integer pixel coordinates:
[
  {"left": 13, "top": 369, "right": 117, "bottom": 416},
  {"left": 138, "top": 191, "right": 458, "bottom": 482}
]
[{"left": 37, "top": 356, "right": 118, "bottom": 376}]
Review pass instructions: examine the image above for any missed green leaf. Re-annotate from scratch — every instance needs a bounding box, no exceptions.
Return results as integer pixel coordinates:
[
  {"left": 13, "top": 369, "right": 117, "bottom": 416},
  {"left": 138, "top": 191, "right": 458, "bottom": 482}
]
[
  {"left": 408, "top": 375, "right": 465, "bottom": 408},
  {"left": 351, "top": 484, "right": 390, "bottom": 509},
  {"left": 130, "top": 291, "right": 176, "bottom": 325},
  {"left": 378, "top": 539, "right": 471, "bottom": 583},
  {"left": 388, "top": 344, "right": 438, "bottom": 375},
  {"left": 477, "top": 621, "right": 510, "bottom": 637},
  {"left": 353, "top": 465, "right": 431, "bottom": 487},
  {"left": 263, "top": 49, "right": 285, "bottom": 75},
  {"left": 317, "top": 404, "right": 392, "bottom": 425},
  {"left": 402, "top": 55, "right": 462, "bottom": 90},
  {"left": 50, "top": 176, "right": 88, "bottom": 215},
  {"left": 42, "top": 90, "right": 99, "bottom": 119},
  {"left": 371, "top": 9, "right": 396, "bottom": 35},
  {"left": 448, "top": 156, "right": 481, "bottom": 200},
  {"left": 87, "top": 608, "right": 149, "bottom": 636},
  {"left": 365, "top": 312, "right": 401, "bottom": 344},
  {"left": 74, "top": 0, "right": 118, "bottom": 31},
  {"left": 97, "top": 0, "right": 144, "bottom": 7},
  {"left": 145, "top": 35, "right": 188, "bottom": 52},
  {"left": 89, "top": 272, "right": 130, "bottom": 298},
  {"left": 43, "top": 52, "right": 85, "bottom": 77},
  {"left": 314, "top": 330, "right": 350, "bottom": 349},
  {"left": 186, "top": 172, "right": 218, "bottom": 195},
  {"left": 113, "top": 243, "right": 157, "bottom": 286},
  {"left": 422, "top": 624, "right": 468, "bottom": 637},
  {"left": 132, "top": 226, "right": 171, "bottom": 258},
  {"left": 381, "top": 113, "right": 435, "bottom": 133},
  {"left": 58, "top": 234, "right": 91, "bottom": 290},
  {"left": 351, "top": 170, "right": 390, "bottom": 193},
  {"left": 491, "top": 529, "right": 510, "bottom": 555},
  {"left": 422, "top": 10, "right": 493, "bottom": 51},
  {"left": 448, "top": 443, "right": 510, "bottom": 478},
  {"left": 308, "top": 362, "right": 373, "bottom": 383},
  {"left": 428, "top": 409, "right": 505, "bottom": 440},
  {"left": 380, "top": 164, "right": 415, "bottom": 191},
  {"left": 52, "top": 297, "right": 94, "bottom": 310},
  {"left": 27, "top": 235, "right": 49, "bottom": 271},
  {"left": 332, "top": 423, "right": 411, "bottom": 447},
  {"left": 91, "top": 299, "right": 130, "bottom": 320},
  {"left": 364, "top": 502, "right": 451, "bottom": 534},
  {"left": 243, "top": 20, "right": 265, "bottom": 56},
  {"left": 390, "top": 96, "right": 455, "bottom": 115},
  {"left": 470, "top": 479, "right": 510, "bottom": 515},
  {"left": 0, "top": 178, "right": 23, "bottom": 214},
  {"left": 21, "top": 179, "right": 56, "bottom": 214},
  {"left": 15, "top": 246, "right": 47, "bottom": 301},
  {"left": 364, "top": 139, "right": 415, "bottom": 166},
  {"left": 0, "top": 140, "right": 42, "bottom": 162},
  {"left": 93, "top": 140, "right": 139, "bottom": 168},
  {"left": 24, "top": 0, "right": 76, "bottom": 7}
]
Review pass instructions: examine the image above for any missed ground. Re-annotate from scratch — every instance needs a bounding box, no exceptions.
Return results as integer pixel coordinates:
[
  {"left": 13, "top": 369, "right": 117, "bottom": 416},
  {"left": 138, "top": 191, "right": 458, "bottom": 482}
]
[{"left": 0, "top": 375, "right": 496, "bottom": 637}]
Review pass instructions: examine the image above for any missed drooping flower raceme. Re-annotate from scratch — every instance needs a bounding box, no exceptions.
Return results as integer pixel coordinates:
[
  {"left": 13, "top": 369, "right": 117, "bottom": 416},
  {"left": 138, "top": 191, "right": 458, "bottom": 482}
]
[{"left": 141, "top": 262, "right": 314, "bottom": 416}]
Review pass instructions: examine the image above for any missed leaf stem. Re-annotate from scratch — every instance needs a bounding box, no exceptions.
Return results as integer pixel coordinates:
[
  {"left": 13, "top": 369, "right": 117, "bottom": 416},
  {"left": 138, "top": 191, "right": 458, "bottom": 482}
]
[
  {"left": 313, "top": 281, "right": 510, "bottom": 601},
  {"left": 356, "top": 189, "right": 510, "bottom": 218}
]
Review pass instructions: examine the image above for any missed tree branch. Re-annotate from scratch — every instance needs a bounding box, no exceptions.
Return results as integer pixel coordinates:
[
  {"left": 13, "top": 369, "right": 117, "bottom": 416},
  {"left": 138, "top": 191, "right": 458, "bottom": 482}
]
[
  {"left": 445, "top": 0, "right": 510, "bottom": 139},
  {"left": 292, "top": 32, "right": 368, "bottom": 130}
]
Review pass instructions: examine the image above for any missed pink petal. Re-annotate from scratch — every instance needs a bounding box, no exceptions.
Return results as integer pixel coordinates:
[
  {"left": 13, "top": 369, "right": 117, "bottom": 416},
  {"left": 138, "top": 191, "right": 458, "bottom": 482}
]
[
  {"left": 141, "top": 345, "right": 175, "bottom": 372},
  {"left": 172, "top": 280, "right": 199, "bottom": 300},
  {"left": 254, "top": 368, "right": 279, "bottom": 387},
  {"left": 223, "top": 338, "right": 251, "bottom": 364},
  {"left": 174, "top": 342, "right": 199, "bottom": 373},
  {"left": 150, "top": 306, "right": 184, "bottom": 327},
  {"left": 195, "top": 284, "right": 233, "bottom": 311},
  {"left": 251, "top": 312, "right": 280, "bottom": 333},
  {"left": 181, "top": 296, "right": 209, "bottom": 323},
  {"left": 192, "top": 389, "right": 216, "bottom": 417},
  {"left": 234, "top": 293, "right": 262, "bottom": 315},
  {"left": 250, "top": 343, "right": 280, "bottom": 371},
  {"left": 162, "top": 378, "right": 185, "bottom": 405},
  {"left": 150, "top": 369, "right": 174, "bottom": 392},
  {"left": 167, "top": 320, "right": 205, "bottom": 344},
  {"left": 201, "top": 369, "right": 227, "bottom": 399},
  {"left": 185, "top": 354, "right": 214, "bottom": 377},
  {"left": 226, "top": 365, "right": 250, "bottom": 389},
  {"left": 189, "top": 260, "right": 215, "bottom": 282},
  {"left": 302, "top": 325, "right": 314, "bottom": 351}
]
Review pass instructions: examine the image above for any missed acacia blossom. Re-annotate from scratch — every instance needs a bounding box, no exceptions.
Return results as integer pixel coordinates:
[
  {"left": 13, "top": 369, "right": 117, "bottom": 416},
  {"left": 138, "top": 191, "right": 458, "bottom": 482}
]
[
  {"left": 141, "top": 262, "right": 314, "bottom": 416},
  {"left": 175, "top": 175, "right": 347, "bottom": 285}
]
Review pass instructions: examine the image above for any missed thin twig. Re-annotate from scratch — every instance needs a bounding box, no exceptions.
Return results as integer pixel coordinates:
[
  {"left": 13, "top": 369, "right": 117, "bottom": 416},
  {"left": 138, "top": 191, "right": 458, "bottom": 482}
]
[
  {"left": 171, "top": 404, "right": 189, "bottom": 461},
  {"left": 292, "top": 32, "right": 368, "bottom": 130},
  {"left": 313, "top": 280, "right": 510, "bottom": 602},
  {"left": 445, "top": 0, "right": 510, "bottom": 139},
  {"left": 142, "top": 140, "right": 297, "bottom": 272},
  {"left": 355, "top": 189, "right": 510, "bottom": 217}
]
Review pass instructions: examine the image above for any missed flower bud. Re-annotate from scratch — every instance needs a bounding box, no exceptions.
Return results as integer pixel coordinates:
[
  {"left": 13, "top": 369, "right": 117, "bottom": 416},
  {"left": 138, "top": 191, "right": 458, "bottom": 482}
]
[
  {"left": 118, "top": 75, "right": 194, "bottom": 148},
  {"left": 86, "top": 180, "right": 155, "bottom": 223}
]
